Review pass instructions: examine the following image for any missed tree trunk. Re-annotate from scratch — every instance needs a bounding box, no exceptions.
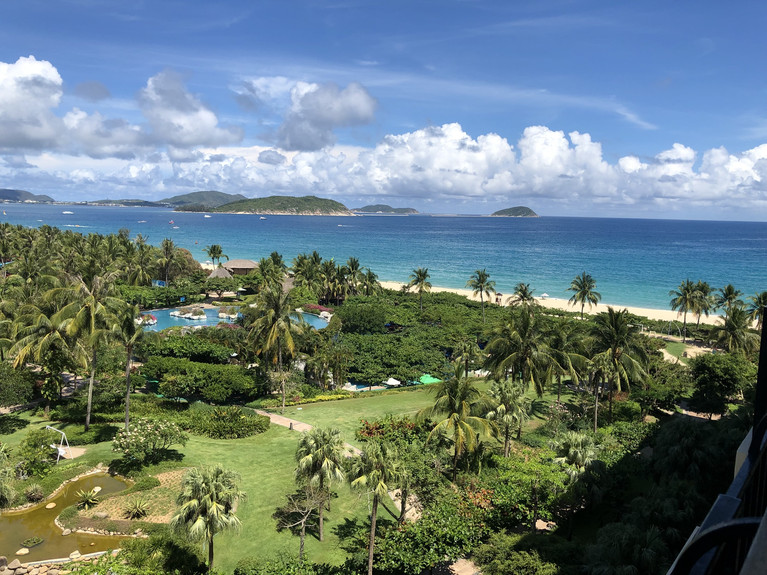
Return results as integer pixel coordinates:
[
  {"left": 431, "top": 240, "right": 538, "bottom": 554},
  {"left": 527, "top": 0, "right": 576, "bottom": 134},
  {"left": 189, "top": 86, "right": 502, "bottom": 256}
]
[
  {"left": 481, "top": 293, "right": 485, "bottom": 323},
  {"left": 367, "top": 494, "right": 378, "bottom": 575},
  {"left": 318, "top": 496, "right": 325, "bottom": 541},
  {"left": 399, "top": 486, "right": 408, "bottom": 523},
  {"left": 85, "top": 349, "right": 97, "bottom": 432},
  {"left": 682, "top": 311, "right": 688, "bottom": 343},
  {"left": 125, "top": 344, "right": 132, "bottom": 430},
  {"left": 208, "top": 533, "right": 214, "bottom": 572},
  {"left": 608, "top": 380, "right": 613, "bottom": 424},
  {"left": 557, "top": 374, "right": 562, "bottom": 403},
  {"left": 278, "top": 342, "right": 285, "bottom": 415},
  {"left": 504, "top": 426, "right": 511, "bottom": 457},
  {"left": 593, "top": 376, "right": 601, "bottom": 433},
  {"left": 452, "top": 444, "right": 460, "bottom": 482},
  {"left": 299, "top": 521, "right": 306, "bottom": 561}
]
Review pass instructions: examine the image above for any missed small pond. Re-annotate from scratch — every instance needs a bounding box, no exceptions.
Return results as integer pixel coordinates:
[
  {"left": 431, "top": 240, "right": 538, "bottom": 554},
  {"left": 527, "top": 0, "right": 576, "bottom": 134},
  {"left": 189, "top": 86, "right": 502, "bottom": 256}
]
[
  {"left": 143, "top": 307, "right": 328, "bottom": 331},
  {"left": 0, "top": 472, "right": 129, "bottom": 561}
]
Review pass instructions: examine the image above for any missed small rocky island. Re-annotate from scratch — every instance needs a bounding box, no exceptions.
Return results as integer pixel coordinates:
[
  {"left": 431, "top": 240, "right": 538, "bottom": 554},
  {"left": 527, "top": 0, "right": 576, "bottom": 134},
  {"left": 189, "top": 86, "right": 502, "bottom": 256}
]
[
  {"left": 353, "top": 204, "right": 418, "bottom": 214},
  {"left": 490, "top": 206, "right": 538, "bottom": 217}
]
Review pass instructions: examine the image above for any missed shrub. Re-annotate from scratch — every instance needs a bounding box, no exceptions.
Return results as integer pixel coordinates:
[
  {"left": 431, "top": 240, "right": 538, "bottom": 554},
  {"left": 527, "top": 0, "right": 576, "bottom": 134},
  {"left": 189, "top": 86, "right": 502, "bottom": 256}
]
[
  {"left": 186, "top": 405, "right": 270, "bottom": 439},
  {"left": 137, "top": 334, "right": 235, "bottom": 364},
  {"left": 76, "top": 488, "right": 100, "bottom": 510},
  {"left": 130, "top": 476, "right": 161, "bottom": 492},
  {"left": 24, "top": 483, "right": 45, "bottom": 502},
  {"left": 124, "top": 495, "right": 150, "bottom": 519},
  {"left": 16, "top": 428, "right": 59, "bottom": 477},
  {"left": 21, "top": 536, "right": 44, "bottom": 548},
  {"left": 65, "top": 424, "right": 119, "bottom": 445},
  {"left": 112, "top": 419, "right": 188, "bottom": 463}
]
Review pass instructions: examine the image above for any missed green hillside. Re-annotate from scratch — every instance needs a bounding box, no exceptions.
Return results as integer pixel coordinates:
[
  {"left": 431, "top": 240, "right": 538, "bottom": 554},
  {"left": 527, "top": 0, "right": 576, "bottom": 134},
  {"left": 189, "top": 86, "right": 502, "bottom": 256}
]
[
  {"left": 214, "top": 195, "right": 351, "bottom": 215},
  {"left": 90, "top": 199, "right": 166, "bottom": 207},
  {"left": 0, "top": 189, "right": 55, "bottom": 203},
  {"left": 491, "top": 206, "right": 539, "bottom": 217},
  {"left": 353, "top": 204, "right": 418, "bottom": 214},
  {"left": 162, "top": 190, "right": 247, "bottom": 208}
]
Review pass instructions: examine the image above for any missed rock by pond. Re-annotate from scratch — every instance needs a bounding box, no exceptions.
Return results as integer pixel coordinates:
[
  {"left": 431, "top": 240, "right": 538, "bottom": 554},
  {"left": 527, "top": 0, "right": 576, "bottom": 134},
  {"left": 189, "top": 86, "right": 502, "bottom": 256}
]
[{"left": 0, "top": 472, "right": 128, "bottom": 562}]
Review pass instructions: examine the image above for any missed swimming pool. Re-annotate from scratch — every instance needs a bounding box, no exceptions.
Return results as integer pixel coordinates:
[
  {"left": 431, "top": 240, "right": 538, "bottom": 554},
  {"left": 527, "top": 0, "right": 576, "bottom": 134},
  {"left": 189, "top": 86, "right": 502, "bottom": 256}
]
[{"left": 142, "top": 308, "right": 328, "bottom": 331}]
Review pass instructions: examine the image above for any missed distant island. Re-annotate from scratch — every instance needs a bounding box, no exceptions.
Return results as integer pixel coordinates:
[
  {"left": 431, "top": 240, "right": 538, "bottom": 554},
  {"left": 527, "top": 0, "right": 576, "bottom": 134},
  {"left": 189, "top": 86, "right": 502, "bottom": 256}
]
[
  {"left": 164, "top": 191, "right": 247, "bottom": 209},
  {"left": 90, "top": 199, "right": 167, "bottom": 208},
  {"left": 0, "top": 189, "right": 55, "bottom": 203},
  {"left": 353, "top": 204, "right": 418, "bottom": 214},
  {"left": 212, "top": 195, "right": 352, "bottom": 215},
  {"left": 491, "top": 206, "right": 538, "bottom": 217}
]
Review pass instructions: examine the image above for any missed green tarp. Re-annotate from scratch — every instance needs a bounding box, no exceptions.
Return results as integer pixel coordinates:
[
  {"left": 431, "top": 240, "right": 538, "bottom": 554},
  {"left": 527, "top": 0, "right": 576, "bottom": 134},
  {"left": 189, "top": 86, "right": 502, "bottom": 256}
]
[{"left": 419, "top": 374, "right": 442, "bottom": 384}]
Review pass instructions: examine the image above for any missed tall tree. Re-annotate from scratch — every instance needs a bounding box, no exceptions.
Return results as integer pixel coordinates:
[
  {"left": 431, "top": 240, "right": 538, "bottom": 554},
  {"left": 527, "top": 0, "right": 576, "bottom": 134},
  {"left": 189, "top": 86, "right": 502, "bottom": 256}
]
[
  {"left": 714, "top": 306, "right": 759, "bottom": 354},
  {"left": 157, "top": 238, "right": 180, "bottom": 284},
  {"left": 714, "top": 283, "right": 744, "bottom": 313},
  {"left": 568, "top": 272, "right": 601, "bottom": 320},
  {"left": 466, "top": 269, "right": 495, "bottom": 323},
  {"left": 170, "top": 465, "right": 245, "bottom": 572},
  {"left": 418, "top": 361, "right": 493, "bottom": 481},
  {"left": 360, "top": 268, "right": 381, "bottom": 297},
  {"left": 747, "top": 291, "right": 767, "bottom": 330},
  {"left": 669, "top": 279, "right": 697, "bottom": 342},
  {"left": 693, "top": 280, "right": 714, "bottom": 327},
  {"left": 546, "top": 318, "right": 588, "bottom": 403},
  {"left": 350, "top": 442, "right": 400, "bottom": 575},
  {"left": 507, "top": 282, "right": 537, "bottom": 314},
  {"left": 486, "top": 378, "right": 530, "bottom": 456},
  {"left": 408, "top": 267, "right": 432, "bottom": 312},
  {"left": 294, "top": 427, "right": 346, "bottom": 541},
  {"left": 204, "top": 244, "right": 229, "bottom": 266}
]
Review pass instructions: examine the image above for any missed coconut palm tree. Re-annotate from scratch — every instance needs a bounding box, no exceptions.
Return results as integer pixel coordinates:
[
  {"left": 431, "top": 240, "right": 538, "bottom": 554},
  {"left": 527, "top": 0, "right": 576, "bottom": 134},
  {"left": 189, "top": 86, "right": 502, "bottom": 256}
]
[
  {"left": 714, "top": 284, "right": 744, "bottom": 313},
  {"left": 466, "top": 269, "right": 495, "bottom": 323},
  {"left": 591, "top": 307, "right": 647, "bottom": 425},
  {"left": 408, "top": 267, "right": 432, "bottom": 312},
  {"left": 546, "top": 318, "right": 588, "bottom": 403},
  {"left": 157, "top": 238, "right": 180, "bottom": 285},
  {"left": 350, "top": 442, "right": 400, "bottom": 575},
  {"left": 693, "top": 280, "right": 714, "bottom": 327},
  {"left": 669, "top": 279, "right": 697, "bottom": 342},
  {"left": 171, "top": 465, "right": 245, "bottom": 572},
  {"left": 204, "top": 244, "right": 229, "bottom": 266},
  {"left": 360, "top": 267, "right": 381, "bottom": 297},
  {"left": 507, "top": 282, "right": 537, "bottom": 311},
  {"left": 568, "top": 272, "right": 601, "bottom": 320},
  {"left": 747, "top": 291, "right": 767, "bottom": 330},
  {"left": 418, "top": 361, "right": 493, "bottom": 481},
  {"left": 486, "top": 378, "right": 530, "bottom": 456},
  {"left": 294, "top": 427, "right": 346, "bottom": 541},
  {"left": 248, "top": 284, "right": 304, "bottom": 413},
  {"left": 714, "top": 306, "right": 759, "bottom": 354}
]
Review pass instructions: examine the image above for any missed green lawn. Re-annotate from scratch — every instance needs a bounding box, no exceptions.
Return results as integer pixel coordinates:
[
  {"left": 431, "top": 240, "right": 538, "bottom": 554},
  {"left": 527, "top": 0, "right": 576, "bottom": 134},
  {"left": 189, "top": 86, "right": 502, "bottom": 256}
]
[{"left": 665, "top": 341, "right": 691, "bottom": 364}]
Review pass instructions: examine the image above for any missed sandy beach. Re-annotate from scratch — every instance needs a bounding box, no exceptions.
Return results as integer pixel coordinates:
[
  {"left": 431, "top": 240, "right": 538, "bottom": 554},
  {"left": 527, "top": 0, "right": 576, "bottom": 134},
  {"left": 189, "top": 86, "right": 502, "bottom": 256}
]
[{"left": 379, "top": 281, "right": 722, "bottom": 326}]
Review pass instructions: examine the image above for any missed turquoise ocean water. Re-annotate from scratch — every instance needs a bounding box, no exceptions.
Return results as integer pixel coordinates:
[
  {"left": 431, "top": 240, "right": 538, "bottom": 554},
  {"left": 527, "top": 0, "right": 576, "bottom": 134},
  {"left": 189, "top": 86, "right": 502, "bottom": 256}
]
[{"left": 3, "top": 203, "right": 765, "bottom": 311}]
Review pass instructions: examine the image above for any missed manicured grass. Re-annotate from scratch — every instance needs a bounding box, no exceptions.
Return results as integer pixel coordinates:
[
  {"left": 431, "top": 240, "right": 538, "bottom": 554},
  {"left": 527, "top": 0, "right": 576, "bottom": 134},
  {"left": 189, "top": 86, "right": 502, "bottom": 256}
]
[{"left": 665, "top": 341, "right": 691, "bottom": 364}]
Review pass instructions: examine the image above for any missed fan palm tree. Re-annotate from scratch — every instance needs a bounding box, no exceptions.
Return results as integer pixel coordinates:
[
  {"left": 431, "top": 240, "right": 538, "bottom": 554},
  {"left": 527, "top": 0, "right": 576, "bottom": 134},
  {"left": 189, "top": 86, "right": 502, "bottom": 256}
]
[
  {"left": 170, "top": 465, "right": 245, "bottom": 572},
  {"left": 591, "top": 307, "right": 647, "bottom": 425},
  {"left": 408, "top": 267, "right": 432, "bottom": 312},
  {"left": 554, "top": 431, "right": 599, "bottom": 482},
  {"left": 294, "top": 427, "right": 346, "bottom": 541},
  {"left": 568, "top": 272, "right": 601, "bottom": 319},
  {"left": 466, "top": 269, "right": 495, "bottom": 323},
  {"left": 418, "top": 361, "right": 493, "bottom": 481},
  {"left": 248, "top": 285, "right": 304, "bottom": 413},
  {"left": 486, "top": 378, "right": 530, "bottom": 456},
  {"left": 747, "top": 291, "right": 767, "bottom": 330},
  {"left": 350, "top": 442, "right": 400, "bottom": 575},
  {"left": 204, "top": 244, "right": 229, "bottom": 266},
  {"left": 714, "top": 306, "right": 759, "bottom": 353},
  {"left": 669, "top": 279, "right": 698, "bottom": 342}
]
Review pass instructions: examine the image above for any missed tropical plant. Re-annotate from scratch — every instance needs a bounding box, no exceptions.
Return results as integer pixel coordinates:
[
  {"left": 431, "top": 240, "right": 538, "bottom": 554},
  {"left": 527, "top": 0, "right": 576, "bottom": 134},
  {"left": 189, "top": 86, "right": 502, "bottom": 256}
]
[
  {"left": 747, "top": 291, "right": 767, "bottom": 330},
  {"left": 568, "top": 272, "right": 601, "bottom": 319},
  {"left": 76, "top": 488, "right": 100, "bottom": 510},
  {"left": 466, "top": 269, "right": 495, "bottom": 323},
  {"left": 124, "top": 495, "right": 150, "bottom": 519},
  {"left": 294, "top": 427, "right": 346, "bottom": 541},
  {"left": 204, "top": 244, "right": 229, "bottom": 266},
  {"left": 669, "top": 279, "right": 698, "bottom": 342},
  {"left": 553, "top": 431, "right": 599, "bottom": 482},
  {"left": 112, "top": 419, "right": 188, "bottom": 463},
  {"left": 408, "top": 267, "right": 432, "bottom": 312},
  {"left": 507, "top": 282, "right": 537, "bottom": 313},
  {"left": 418, "top": 361, "right": 493, "bottom": 481},
  {"left": 350, "top": 441, "right": 400, "bottom": 575},
  {"left": 486, "top": 379, "right": 530, "bottom": 456},
  {"left": 714, "top": 306, "right": 759, "bottom": 354},
  {"left": 170, "top": 464, "right": 245, "bottom": 571},
  {"left": 714, "top": 283, "right": 744, "bottom": 313}
]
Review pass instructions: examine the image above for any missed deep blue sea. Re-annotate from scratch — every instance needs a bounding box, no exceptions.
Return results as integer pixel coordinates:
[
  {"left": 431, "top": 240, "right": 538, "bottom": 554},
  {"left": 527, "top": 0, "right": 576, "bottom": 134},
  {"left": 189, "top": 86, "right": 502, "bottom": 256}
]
[{"left": 3, "top": 203, "right": 765, "bottom": 311}]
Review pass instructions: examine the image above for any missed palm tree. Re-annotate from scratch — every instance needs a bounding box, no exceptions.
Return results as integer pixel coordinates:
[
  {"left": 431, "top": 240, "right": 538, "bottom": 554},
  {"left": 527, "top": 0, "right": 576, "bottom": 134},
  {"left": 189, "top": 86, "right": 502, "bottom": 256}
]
[
  {"left": 408, "top": 267, "right": 432, "bottom": 312},
  {"left": 747, "top": 291, "right": 767, "bottom": 330},
  {"left": 294, "top": 427, "right": 346, "bottom": 541},
  {"left": 714, "top": 306, "right": 759, "bottom": 353},
  {"left": 171, "top": 465, "right": 245, "bottom": 572},
  {"left": 554, "top": 431, "right": 599, "bottom": 482},
  {"left": 418, "top": 361, "right": 493, "bottom": 481},
  {"left": 507, "top": 282, "right": 537, "bottom": 313},
  {"left": 693, "top": 280, "right": 714, "bottom": 327},
  {"left": 484, "top": 311, "right": 558, "bottom": 396},
  {"left": 350, "top": 442, "right": 400, "bottom": 575},
  {"left": 248, "top": 285, "right": 303, "bottom": 413},
  {"left": 466, "top": 269, "right": 495, "bottom": 323},
  {"left": 360, "top": 268, "right": 381, "bottom": 297},
  {"left": 715, "top": 284, "right": 744, "bottom": 313},
  {"left": 204, "top": 244, "right": 229, "bottom": 266},
  {"left": 669, "top": 279, "right": 697, "bottom": 342},
  {"left": 486, "top": 378, "right": 530, "bottom": 456},
  {"left": 591, "top": 307, "right": 647, "bottom": 426},
  {"left": 546, "top": 318, "right": 588, "bottom": 403},
  {"left": 568, "top": 272, "right": 601, "bottom": 319},
  {"left": 157, "top": 238, "right": 180, "bottom": 284}
]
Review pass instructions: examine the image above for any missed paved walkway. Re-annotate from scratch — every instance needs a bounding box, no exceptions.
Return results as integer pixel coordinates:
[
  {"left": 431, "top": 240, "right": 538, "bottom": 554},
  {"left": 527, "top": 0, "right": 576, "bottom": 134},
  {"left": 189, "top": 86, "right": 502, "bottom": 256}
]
[{"left": 253, "top": 409, "right": 362, "bottom": 455}]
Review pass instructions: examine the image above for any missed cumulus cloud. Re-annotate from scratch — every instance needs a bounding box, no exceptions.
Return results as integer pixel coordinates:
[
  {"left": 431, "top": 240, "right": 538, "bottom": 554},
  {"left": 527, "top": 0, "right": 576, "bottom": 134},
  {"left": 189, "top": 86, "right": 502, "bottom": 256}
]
[
  {"left": 258, "top": 149, "right": 286, "bottom": 165},
  {"left": 0, "top": 55, "right": 64, "bottom": 150},
  {"left": 276, "top": 81, "right": 377, "bottom": 151},
  {"left": 234, "top": 76, "right": 294, "bottom": 111},
  {"left": 138, "top": 70, "right": 243, "bottom": 148}
]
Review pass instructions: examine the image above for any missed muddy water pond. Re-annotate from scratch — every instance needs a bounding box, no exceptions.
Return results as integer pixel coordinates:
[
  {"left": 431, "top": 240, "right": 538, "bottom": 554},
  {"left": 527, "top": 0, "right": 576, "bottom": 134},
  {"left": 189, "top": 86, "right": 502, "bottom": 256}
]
[{"left": 0, "top": 473, "right": 129, "bottom": 561}]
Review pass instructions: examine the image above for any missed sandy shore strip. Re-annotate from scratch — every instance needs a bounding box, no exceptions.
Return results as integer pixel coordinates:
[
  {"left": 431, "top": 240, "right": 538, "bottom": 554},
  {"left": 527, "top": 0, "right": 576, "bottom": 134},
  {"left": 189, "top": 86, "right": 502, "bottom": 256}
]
[{"left": 379, "top": 280, "right": 721, "bottom": 326}]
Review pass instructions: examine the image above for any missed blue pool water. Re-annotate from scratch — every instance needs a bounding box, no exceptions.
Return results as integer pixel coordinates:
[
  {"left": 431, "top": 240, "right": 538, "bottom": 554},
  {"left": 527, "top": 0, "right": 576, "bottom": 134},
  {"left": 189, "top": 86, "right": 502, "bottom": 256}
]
[{"left": 142, "top": 308, "right": 328, "bottom": 331}]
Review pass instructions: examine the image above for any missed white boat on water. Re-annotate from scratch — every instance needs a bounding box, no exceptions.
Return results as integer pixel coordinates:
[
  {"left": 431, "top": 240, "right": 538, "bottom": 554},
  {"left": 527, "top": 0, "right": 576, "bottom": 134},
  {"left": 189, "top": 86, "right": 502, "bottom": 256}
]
[
  {"left": 260, "top": 216, "right": 267, "bottom": 220},
  {"left": 62, "top": 211, "right": 74, "bottom": 214},
  {"left": 204, "top": 215, "right": 212, "bottom": 218}
]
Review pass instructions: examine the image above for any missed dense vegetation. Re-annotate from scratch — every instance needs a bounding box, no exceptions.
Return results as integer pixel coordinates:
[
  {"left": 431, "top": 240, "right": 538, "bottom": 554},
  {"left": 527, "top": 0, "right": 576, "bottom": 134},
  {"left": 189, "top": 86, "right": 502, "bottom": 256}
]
[
  {"left": 0, "top": 220, "right": 762, "bottom": 574},
  {"left": 352, "top": 204, "right": 418, "bottom": 214},
  {"left": 212, "top": 195, "right": 351, "bottom": 215},
  {"left": 490, "top": 205, "right": 539, "bottom": 217}
]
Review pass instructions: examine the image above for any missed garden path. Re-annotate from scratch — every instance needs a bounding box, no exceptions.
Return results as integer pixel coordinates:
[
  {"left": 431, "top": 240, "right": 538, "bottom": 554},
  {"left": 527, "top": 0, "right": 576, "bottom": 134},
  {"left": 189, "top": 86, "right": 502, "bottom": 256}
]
[{"left": 253, "top": 409, "right": 362, "bottom": 455}]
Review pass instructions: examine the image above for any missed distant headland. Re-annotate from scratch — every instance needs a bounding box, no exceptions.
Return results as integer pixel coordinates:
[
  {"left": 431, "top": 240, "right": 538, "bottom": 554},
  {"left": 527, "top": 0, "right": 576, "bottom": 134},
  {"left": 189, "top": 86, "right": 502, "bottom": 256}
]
[
  {"left": 352, "top": 204, "right": 418, "bottom": 215},
  {"left": 490, "top": 206, "right": 539, "bottom": 217}
]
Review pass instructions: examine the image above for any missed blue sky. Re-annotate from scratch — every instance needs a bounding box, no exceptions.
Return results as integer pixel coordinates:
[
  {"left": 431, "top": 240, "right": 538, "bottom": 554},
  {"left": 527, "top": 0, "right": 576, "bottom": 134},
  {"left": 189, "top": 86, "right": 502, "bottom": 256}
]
[{"left": 0, "top": 0, "right": 765, "bottom": 219}]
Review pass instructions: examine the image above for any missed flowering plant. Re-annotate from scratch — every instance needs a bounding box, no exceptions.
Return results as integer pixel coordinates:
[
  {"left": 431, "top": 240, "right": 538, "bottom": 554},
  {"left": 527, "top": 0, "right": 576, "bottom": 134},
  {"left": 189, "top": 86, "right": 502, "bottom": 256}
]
[{"left": 112, "top": 418, "right": 187, "bottom": 462}]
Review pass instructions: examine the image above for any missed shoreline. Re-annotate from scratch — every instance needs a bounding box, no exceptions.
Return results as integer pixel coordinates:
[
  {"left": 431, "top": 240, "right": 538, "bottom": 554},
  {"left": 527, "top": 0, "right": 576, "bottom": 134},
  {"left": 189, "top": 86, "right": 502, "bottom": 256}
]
[{"left": 378, "top": 281, "right": 721, "bottom": 325}]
